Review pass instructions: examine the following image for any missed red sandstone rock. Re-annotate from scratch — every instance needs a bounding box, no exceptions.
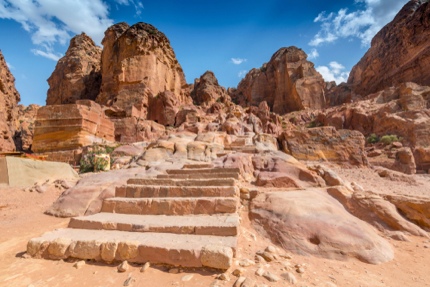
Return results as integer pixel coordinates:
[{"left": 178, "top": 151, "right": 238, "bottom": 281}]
[
  {"left": 32, "top": 100, "right": 114, "bottom": 153},
  {"left": 190, "top": 71, "right": 230, "bottom": 107},
  {"left": 147, "top": 91, "right": 179, "bottom": 126},
  {"left": 233, "top": 47, "right": 325, "bottom": 114},
  {"left": 0, "top": 50, "right": 20, "bottom": 152},
  {"left": 46, "top": 33, "right": 102, "bottom": 105},
  {"left": 348, "top": 0, "right": 430, "bottom": 96},
  {"left": 14, "top": 104, "right": 40, "bottom": 152},
  {"left": 97, "top": 22, "right": 191, "bottom": 115}
]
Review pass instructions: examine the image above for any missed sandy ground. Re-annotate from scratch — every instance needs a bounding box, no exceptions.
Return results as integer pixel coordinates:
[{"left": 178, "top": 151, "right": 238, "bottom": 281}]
[{"left": 1, "top": 167, "right": 430, "bottom": 287}]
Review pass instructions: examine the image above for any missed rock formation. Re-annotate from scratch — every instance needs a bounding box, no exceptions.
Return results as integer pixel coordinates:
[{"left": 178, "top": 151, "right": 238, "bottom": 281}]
[
  {"left": 47, "top": 33, "right": 102, "bottom": 105},
  {"left": 233, "top": 47, "right": 326, "bottom": 114},
  {"left": 13, "top": 104, "right": 40, "bottom": 152},
  {"left": 32, "top": 100, "right": 114, "bottom": 163},
  {"left": 348, "top": 0, "right": 430, "bottom": 96},
  {"left": 0, "top": 50, "right": 20, "bottom": 152},
  {"left": 191, "top": 71, "right": 230, "bottom": 107},
  {"left": 97, "top": 22, "right": 191, "bottom": 115}
]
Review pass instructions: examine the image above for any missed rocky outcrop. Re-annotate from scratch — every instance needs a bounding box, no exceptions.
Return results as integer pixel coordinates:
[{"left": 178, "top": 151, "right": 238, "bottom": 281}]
[
  {"left": 97, "top": 22, "right": 191, "bottom": 115},
  {"left": 348, "top": 0, "right": 430, "bottom": 96},
  {"left": 250, "top": 189, "right": 394, "bottom": 264},
  {"left": 47, "top": 33, "right": 102, "bottom": 105},
  {"left": 32, "top": 100, "right": 114, "bottom": 153},
  {"left": 0, "top": 50, "right": 20, "bottom": 152},
  {"left": 13, "top": 104, "right": 40, "bottom": 152},
  {"left": 279, "top": 126, "right": 368, "bottom": 166},
  {"left": 233, "top": 47, "right": 325, "bottom": 114},
  {"left": 191, "top": 71, "right": 230, "bottom": 107},
  {"left": 147, "top": 91, "right": 179, "bottom": 126}
]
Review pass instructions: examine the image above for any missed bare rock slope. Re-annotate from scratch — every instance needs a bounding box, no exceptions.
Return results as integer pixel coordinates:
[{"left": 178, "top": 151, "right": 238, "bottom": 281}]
[{"left": 348, "top": 0, "right": 430, "bottom": 96}]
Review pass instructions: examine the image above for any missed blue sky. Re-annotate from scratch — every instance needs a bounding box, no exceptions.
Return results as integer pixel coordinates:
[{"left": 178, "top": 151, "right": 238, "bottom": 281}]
[{"left": 0, "top": 0, "right": 407, "bottom": 106}]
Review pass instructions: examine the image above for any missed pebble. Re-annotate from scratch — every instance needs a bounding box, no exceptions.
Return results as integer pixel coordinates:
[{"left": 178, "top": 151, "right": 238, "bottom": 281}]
[
  {"left": 255, "top": 267, "right": 265, "bottom": 276},
  {"left": 232, "top": 268, "right": 245, "bottom": 277},
  {"left": 258, "top": 251, "right": 276, "bottom": 262},
  {"left": 181, "top": 274, "right": 194, "bottom": 281},
  {"left": 296, "top": 267, "right": 305, "bottom": 274},
  {"left": 262, "top": 271, "right": 280, "bottom": 282},
  {"left": 239, "top": 259, "right": 255, "bottom": 267},
  {"left": 117, "top": 261, "right": 129, "bottom": 272},
  {"left": 265, "top": 246, "right": 277, "bottom": 253},
  {"left": 123, "top": 276, "right": 135, "bottom": 286},
  {"left": 281, "top": 272, "right": 298, "bottom": 284},
  {"left": 169, "top": 268, "right": 179, "bottom": 274},
  {"left": 140, "top": 262, "right": 150, "bottom": 272},
  {"left": 216, "top": 273, "right": 230, "bottom": 281},
  {"left": 73, "top": 260, "right": 85, "bottom": 269}
]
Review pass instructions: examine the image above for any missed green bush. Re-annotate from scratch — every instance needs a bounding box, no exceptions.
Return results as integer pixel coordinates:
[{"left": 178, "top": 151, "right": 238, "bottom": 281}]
[
  {"left": 380, "top": 134, "right": 400, "bottom": 145},
  {"left": 367, "top": 133, "right": 379, "bottom": 144},
  {"left": 79, "top": 145, "right": 116, "bottom": 173}
]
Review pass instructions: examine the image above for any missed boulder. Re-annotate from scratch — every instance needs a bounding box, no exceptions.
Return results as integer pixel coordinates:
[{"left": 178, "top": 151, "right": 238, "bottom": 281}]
[
  {"left": 279, "top": 127, "right": 368, "bottom": 166},
  {"left": 233, "top": 46, "right": 325, "bottom": 114},
  {"left": 46, "top": 33, "right": 102, "bottom": 105},
  {"left": 250, "top": 189, "right": 394, "bottom": 264},
  {"left": 0, "top": 50, "right": 20, "bottom": 152},
  {"left": 147, "top": 91, "right": 179, "bottom": 126},
  {"left": 348, "top": 1, "right": 430, "bottom": 96}
]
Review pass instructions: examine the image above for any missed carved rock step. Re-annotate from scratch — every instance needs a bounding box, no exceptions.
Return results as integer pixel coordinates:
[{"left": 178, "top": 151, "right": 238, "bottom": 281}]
[
  {"left": 116, "top": 185, "right": 238, "bottom": 198},
  {"left": 101, "top": 197, "right": 238, "bottom": 215},
  {"left": 157, "top": 173, "right": 239, "bottom": 180},
  {"left": 27, "top": 228, "right": 237, "bottom": 268},
  {"left": 182, "top": 163, "right": 214, "bottom": 169},
  {"left": 224, "top": 146, "right": 258, "bottom": 154},
  {"left": 166, "top": 168, "right": 240, "bottom": 175},
  {"left": 69, "top": 213, "right": 239, "bottom": 236},
  {"left": 127, "top": 178, "right": 236, "bottom": 187}
]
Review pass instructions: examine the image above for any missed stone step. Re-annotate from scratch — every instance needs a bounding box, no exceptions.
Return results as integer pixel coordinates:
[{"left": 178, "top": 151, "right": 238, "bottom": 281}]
[
  {"left": 157, "top": 173, "right": 239, "bottom": 180},
  {"left": 166, "top": 168, "right": 240, "bottom": 175},
  {"left": 127, "top": 178, "right": 236, "bottom": 187},
  {"left": 101, "top": 197, "right": 238, "bottom": 215},
  {"left": 116, "top": 185, "right": 238, "bottom": 198},
  {"left": 224, "top": 146, "right": 258, "bottom": 154},
  {"left": 182, "top": 163, "right": 214, "bottom": 169},
  {"left": 27, "top": 228, "right": 237, "bottom": 268},
  {"left": 69, "top": 213, "right": 239, "bottom": 236}
]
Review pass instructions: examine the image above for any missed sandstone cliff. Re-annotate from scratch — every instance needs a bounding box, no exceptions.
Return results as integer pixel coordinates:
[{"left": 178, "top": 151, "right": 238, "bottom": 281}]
[
  {"left": 348, "top": 0, "right": 430, "bottom": 96},
  {"left": 0, "top": 50, "right": 20, "bottom": 151},
  {"left": 97, "top": 22, "right": 191, "bottom": 115},
  {"left": 233, "top": 47, "right": 326, "bottom": 114},
  {"left": 47, "top": 33, "right": 102, "bottom": 105}
]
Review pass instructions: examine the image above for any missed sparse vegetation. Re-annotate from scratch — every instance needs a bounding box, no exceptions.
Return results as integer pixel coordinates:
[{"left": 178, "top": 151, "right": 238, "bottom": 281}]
[
  {"left": 367, "top": 133, "right": 379, "bottom": 144},
  {"left": 79, "top": 145, "right": 117, "bottom": 173},
  {"left": 380, "top": 134, "right": 400, "bottom": 145}
]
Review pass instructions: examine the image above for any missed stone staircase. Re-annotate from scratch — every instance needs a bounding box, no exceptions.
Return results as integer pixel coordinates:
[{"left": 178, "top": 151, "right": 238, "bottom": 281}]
[
  {"left": 224, "top": 135, "right": 259, "bottom": 154},
  {"left": 27, "top": 165, "right": 240, "bottom": 269}
]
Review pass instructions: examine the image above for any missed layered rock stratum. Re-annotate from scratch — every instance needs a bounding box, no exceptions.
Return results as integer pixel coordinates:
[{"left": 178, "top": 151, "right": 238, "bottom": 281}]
[
  {"left": 47, "top": 33, "right": 102, "bottom": 105},
  {"left": 233, "top": 47, "right": 326, "bottom": 114},
  {"left": 348, "top": 0, "right": 430, "bottom": 96},
  {"left": 0, "top": 50, "right": 20, "bottom": 152}
]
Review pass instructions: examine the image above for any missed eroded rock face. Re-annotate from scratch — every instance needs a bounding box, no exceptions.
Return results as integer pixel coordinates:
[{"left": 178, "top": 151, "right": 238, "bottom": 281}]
[
  {"left": 97, "top": 22, "right": 190, "bottom": 114},
  {"left": 233, "top": 47, "right": 325, "bottom": 114},
  {"left": 250, "top": 189, "right": 394, "bottom": 264},
  {"left": 0, "top": 50, "right": 20, "bottom": 151},
  {"left": 13, "top": 104, "right": 40, "bottom": 152},
  {"left": 47, "top": 33, "right": 102, "bottom": 105},
  {"left": 191, "top": 71, "right": 230, "bottom": 107},
  {"left": 348, "top": 0, "right": 430, "bottom": 96},
  {"left": 32, "top": 100, "right": 114, "bottom": 153},
  {"left": 279, "top": 126, "right": 368, "bottom": 166}
]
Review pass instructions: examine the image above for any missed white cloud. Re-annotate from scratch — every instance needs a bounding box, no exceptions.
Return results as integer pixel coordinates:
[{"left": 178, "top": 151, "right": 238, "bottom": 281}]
[
  {"left": 231, "top": 58, "right": 247, "bottom": 65},
  {"left": 114, "top": 0, "right": 144, "bottom": 16},
  {"left": 5, "top": 61, "right": 13, "bottom": 69},
  {"left": 310, "top": 0, "right": 407, "bottom": 47},
  {"left": 316, "top": 61, "right": 349, "bottom": 84},
  {"left": 308, "top": 49, "right": 319, "bottom": 60},
  {"left": 0, "top": 0, "right": 142, "bottom": 61},
  {"left": 238, "top": 70, "right": 248, "bottom": 78}
]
